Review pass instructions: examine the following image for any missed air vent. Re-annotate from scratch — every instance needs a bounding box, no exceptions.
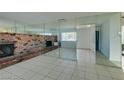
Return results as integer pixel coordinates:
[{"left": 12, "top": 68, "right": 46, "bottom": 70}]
[{"left": 57, "top": 19, "right": 66, "bottom": 22}]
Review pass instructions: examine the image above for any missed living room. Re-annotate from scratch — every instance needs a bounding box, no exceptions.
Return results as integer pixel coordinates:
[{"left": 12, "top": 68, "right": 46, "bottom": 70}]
[{"left": 0, "top": 12, "right": 122, "bottom": 81}]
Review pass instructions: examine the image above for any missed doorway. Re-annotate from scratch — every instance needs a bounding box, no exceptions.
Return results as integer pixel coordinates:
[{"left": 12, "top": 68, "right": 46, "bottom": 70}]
[{"left": 95, "top": 31, "right": 99, "bottom": 51}]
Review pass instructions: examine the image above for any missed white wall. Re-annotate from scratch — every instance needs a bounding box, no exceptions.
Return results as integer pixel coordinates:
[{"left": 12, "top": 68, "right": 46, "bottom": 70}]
[
  {"left": 0, "top": 18, "right": 14, "bottom": 28},
  {"left": 77, "top": 13, "right": 121, "bottom": 62},
  {"left": 100, "top": 21, "right": 110, "bottom": 58},
  {"left": 0, "top": 17, "right": 26, "bottom": 28},
  {"left": 122, "top": 26, "right": 124, "bottom": 44},
  {"left": 0, "top": 17, "right": 27, "bottom": 34},
  {"left": 77, "top": 25, "right": 95, "bottom": 52},
  {"left": 109, "top": 13, "right": 121, "bottom": 62}
]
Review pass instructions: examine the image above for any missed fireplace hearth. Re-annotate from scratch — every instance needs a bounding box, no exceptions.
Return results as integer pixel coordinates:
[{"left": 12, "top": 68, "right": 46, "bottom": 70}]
[{"left": 0, "top": 43, "right": 15, "bottom": 58}]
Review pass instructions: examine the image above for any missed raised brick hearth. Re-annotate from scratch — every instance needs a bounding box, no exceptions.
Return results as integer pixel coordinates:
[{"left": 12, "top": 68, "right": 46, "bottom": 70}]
[{"left": 0, "top": 46, "right": 58, "bottom": 69}]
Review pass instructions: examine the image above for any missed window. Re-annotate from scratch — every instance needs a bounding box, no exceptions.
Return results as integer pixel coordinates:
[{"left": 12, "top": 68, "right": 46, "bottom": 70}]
[{"left": 61, "top": 32, "right": 76, "bottom": 41}]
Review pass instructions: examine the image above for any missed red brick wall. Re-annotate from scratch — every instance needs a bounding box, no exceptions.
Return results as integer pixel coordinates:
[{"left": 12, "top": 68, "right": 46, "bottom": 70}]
[{"left": 0, "top": 32, "right": 57, "bottom": 55}]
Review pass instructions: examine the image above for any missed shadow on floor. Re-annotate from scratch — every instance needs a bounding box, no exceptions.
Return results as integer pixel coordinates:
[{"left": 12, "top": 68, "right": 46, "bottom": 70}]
[{"left": 96, "top": 51, "right": 121, "bottom": 68}]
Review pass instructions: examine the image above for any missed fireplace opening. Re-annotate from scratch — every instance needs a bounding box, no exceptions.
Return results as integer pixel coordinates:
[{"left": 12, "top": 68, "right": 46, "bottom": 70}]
[
  {"left": 0, "top": 43, "right": 14, "bottom": 58},
  {"left": 46, "top": 41, "right": 52, "bottom": 47}
]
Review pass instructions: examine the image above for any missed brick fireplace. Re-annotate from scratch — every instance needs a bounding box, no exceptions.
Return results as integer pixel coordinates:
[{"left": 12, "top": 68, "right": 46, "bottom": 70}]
[{"left": 0, "top": 32, "right": 58, "bottom": 69}]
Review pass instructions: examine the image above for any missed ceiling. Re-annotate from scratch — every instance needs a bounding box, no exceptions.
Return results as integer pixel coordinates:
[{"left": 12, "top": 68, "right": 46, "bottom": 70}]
[{"left": 0, "top": 12, "right": 110, "bottom": 25}]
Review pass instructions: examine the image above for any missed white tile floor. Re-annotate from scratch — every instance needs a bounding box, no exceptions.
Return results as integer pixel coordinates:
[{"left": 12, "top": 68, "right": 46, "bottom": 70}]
[
  {"left": 0, "top": 49, "right": 124, "bottom": 80},
  {"left": 44, "top": 48, "right": 77, "bottom": 60},
  {"left": 96, "top": 51, "right": 121, "bottom": 68}
]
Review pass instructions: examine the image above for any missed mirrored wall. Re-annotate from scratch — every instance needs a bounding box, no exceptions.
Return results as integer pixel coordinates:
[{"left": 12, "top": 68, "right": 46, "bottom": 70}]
[
  {"left": 43, "top": 22, "right": 60, "bottom": 58},
  {"left": 0, "top": 20, "right": 78, "bottom": 61},
  {"left": 43, "top": 20, "right": 77, "bottom": 61},
  {"left": 59, "top": 19, "right": 77, "bottom": 60}
]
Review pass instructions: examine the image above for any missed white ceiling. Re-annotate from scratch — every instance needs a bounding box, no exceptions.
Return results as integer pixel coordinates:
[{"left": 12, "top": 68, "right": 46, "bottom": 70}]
[{"left": 0, "top": 12, "right": 110, "bottom": 24}]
